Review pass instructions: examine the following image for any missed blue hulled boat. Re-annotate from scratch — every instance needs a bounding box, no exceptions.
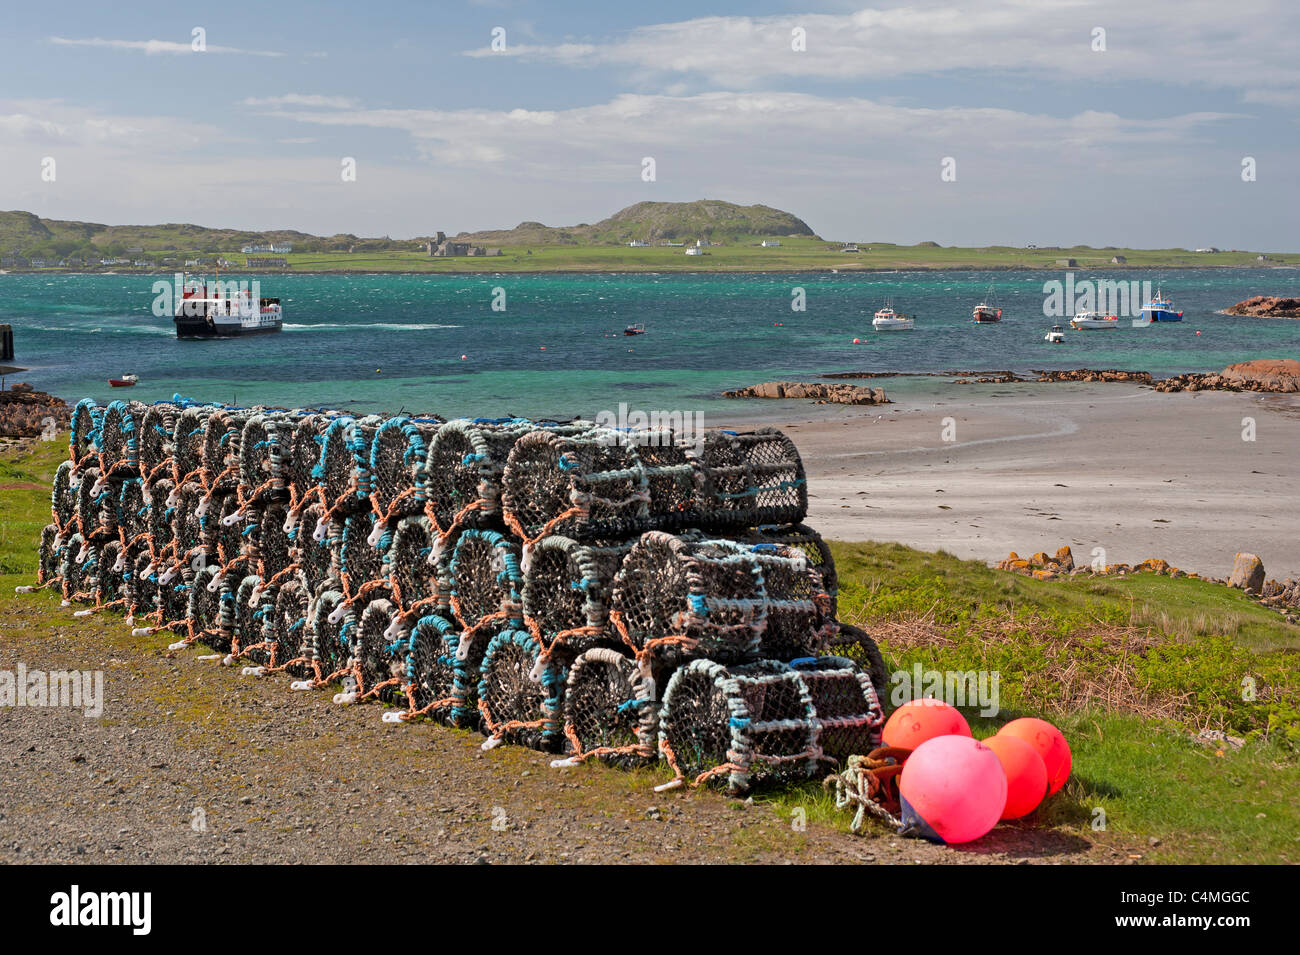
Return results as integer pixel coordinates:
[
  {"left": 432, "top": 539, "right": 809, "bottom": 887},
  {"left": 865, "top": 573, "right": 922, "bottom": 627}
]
[{"left": 1140, "top": 287, "right": 1183, "bottom": 322}]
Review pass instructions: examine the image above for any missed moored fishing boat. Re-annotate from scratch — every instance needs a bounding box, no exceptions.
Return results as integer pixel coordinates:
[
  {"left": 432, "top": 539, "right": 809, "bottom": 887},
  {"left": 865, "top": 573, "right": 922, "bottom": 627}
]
[
  {"left": 1140, "top": 287, "right": 1183, "bottom": 322},
  {"left": 872, "top": 304, "right": 915, "bottom": 331},
  {"left": 972, "top": 285, "right": 1002, "bottom": 323},
  {"left": 1069, "top": 310, "right": 1119, "bottom": 330}
]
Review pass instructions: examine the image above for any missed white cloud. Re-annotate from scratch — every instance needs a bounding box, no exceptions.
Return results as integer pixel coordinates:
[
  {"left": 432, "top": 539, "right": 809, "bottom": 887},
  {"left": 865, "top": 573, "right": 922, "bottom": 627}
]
[
  {"left": 459, "top": 1, "right": 1300, "bottom": 102},
  {"left": 243, "top": 94, "right": 361, "bottom": 109},
  {"left": 50, "top": 36, "right": 286, "bottom": 57}
]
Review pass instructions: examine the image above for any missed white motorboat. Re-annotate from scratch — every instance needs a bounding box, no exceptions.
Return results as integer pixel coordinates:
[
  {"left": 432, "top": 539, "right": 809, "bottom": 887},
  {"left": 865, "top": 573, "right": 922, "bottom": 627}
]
[
  {"left": 1044, "top": 324, "right": 1065, "bottom": 344},
  {"left": 1069, "top": 310, "right": 1119, "bottom": 330},
  {"left": 872, "top": 304, "right": 915, "bottom": 331}
]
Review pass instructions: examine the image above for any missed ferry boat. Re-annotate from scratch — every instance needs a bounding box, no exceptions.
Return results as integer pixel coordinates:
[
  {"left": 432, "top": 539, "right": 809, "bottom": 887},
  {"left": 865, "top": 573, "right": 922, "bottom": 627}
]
[
  {"left": 1069, "top": 310, "right": 1119, "bottom": 331},
  {"left": 174, "top": 277, "right": 282, "bottom": 339},
  {"left": 1139, "top": 287, "right": 1183, "bottom": 322},
  {"left": 872, "top": 304, "right": 915, "bottom": 331},
  {"left": 972, "top": 285, "right": 1002, "bottom": 323}
]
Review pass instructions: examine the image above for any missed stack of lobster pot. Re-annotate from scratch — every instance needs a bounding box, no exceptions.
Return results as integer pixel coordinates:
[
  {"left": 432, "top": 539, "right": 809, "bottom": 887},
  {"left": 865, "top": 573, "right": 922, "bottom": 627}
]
[{"left": 31, "top": 398, "right": 888, "bottom": 796}]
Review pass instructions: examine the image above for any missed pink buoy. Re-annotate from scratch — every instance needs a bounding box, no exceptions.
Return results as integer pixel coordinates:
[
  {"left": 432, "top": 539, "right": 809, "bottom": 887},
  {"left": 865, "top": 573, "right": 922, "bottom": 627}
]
[
  {"left": 898, "top": 735, "right": 1006, "bottom": 844},
  {"left": 853, "top": 338, "right": 861, "bottom": 344},
  {"left": 460, "top": 354, "right": 468, "bottom": 360}
]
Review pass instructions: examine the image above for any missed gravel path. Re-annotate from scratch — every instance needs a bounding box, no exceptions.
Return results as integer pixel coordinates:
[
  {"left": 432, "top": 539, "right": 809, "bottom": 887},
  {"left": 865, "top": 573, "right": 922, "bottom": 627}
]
[{"left": 0, "top": 593, "right": 1129, "bottom": 864}]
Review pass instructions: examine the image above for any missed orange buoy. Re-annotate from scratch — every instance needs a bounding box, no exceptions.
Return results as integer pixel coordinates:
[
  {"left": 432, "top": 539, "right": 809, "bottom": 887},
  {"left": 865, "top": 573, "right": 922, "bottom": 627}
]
[
  {"left": 883, "top": 698, "right": 972, "bottom": 750},
  {"left": 997, "top": 717, "right": 1071, "bottom": 795},
  {"left": 983, "top": 733, "right": 1049, "bottom": 819}
]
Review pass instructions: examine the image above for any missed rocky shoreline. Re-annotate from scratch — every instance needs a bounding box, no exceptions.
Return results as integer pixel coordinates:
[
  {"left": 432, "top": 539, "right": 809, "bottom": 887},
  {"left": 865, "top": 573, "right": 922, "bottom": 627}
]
[
  {"left": 722, "top": 380, "right": 890, "bottom": 405},
  {"left": 0, "top": 385, "right": 70, "bottom": 442},
  {"left": 995, "top": 546, "right": 1300, "bottom": 623},
  {"left": 1223, "top": 296, "right": 1300, "bottom": 318}
]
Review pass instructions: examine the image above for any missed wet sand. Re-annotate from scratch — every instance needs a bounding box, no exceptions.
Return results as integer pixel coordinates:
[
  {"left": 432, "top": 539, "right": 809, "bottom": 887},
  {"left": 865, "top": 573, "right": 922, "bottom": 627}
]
[{"left": 729, "top": 382, "right": 1300, "bottom": 580}]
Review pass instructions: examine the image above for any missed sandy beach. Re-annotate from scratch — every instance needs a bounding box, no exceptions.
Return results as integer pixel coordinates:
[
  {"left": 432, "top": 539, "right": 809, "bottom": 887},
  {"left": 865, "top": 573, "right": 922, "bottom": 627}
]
[{"left": 734, "top": 382, "right": 1300, "bottom": 580}]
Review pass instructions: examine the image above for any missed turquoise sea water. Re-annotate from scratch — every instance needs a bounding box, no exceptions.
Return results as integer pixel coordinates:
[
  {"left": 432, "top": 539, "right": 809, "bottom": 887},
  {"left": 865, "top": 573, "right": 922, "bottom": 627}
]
[{"left": 2, "top": 269, "right": 1297, "bottom": 418}]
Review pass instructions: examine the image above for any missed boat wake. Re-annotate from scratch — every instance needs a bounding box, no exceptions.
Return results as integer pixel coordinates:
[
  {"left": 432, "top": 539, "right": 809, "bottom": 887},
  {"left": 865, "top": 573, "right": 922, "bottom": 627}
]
[{"left": 282, "top": 322, "right": 462, "bottom": 331}]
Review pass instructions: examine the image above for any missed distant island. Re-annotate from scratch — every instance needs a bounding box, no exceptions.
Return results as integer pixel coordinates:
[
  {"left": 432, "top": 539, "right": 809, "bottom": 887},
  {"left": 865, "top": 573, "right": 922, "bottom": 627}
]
[{"left": 2, "top": 200, "right": 1297, "bottom": 273}]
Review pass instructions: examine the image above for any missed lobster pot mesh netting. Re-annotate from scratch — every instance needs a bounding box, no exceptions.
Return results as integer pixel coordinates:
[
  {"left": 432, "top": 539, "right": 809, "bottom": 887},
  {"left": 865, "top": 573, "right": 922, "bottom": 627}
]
[
  {"left": 118, "top": 479, "right": 147, "bottom": 549},
  {"left": 318, "top": 416, "right": 381, "bottom": 519},
  {"left": 423, "top": 418, "right": 556, "bottom": 537},
  {"left": 562, "top": 647, "right": 657, "bottom": 766},
  {"left": 287, "top": 413, "right": 333, "bottom": 507},
  {"left": 789, "top": 656, "right": 885, "bottom": 764},
  {"left": 310, "top": 589, "right": 353, "bottom": 681},
  {"left": 239, "top": 413, "right": 293, "bottom": 504},
  {"left": 201, "top": 409, "right": 251, "bottom": 494},
  {"left": 447, "top": 528, "right": 522, "bottom": 635},
  {"left": 386, "top": 515, "right": 441, "bottom": 615},
  {"left": 138, "top": 403, "right": 177, "bottom": 483},
  {"left": 188, "top": 564, "right": 224, "bottom": 649},
  {"left": 659, "top": 659, "right": 821, "bottom": 793},
  {"left": 520, "top": 535, "right": 630, "bottom": 654},
  {"left": 749, "top": 543, "right": 836, "bottom": 661},
  {"left": 170, "top": 407, "right": 212, "bottom": 484},
  {"left": 406, "top": 614, "right": 475, "bottom": 725},
  {"left": 74, "top": 465, "right": 103, "bottom": 538},
  {"left": 70, "top": 399, "right": 102, "bottom": 467},
  {"left": 692, "top": 429, "right": 808, "bottom": 529},
  {"left": 369, "top": 416, "right": 440, "bottom": 524},
  {"left": 610, "top": 531, "right": 767, "bottom": 669},
  {"left": 252, "top": 502, "right": 295, "bottom": 584},
  {"left": 52, "top": 461, "right": 77, "bottom": 532},
  {"left": 98, "top": 400, "right": 144, "bottom": 479},
  {"left": 129, "top": 550, "right": 158, "bottom": 618},
  {"left": 339, "top": 512, "right": 385, "bottom": 603},
  {"left": 39, "top": 524, "right": 62, "bottom": 586},
  {"left": 477, "top": 629, "right": 567, "bottom": 751},
  {"left": 270, "top": 575, "right": 313, "bottom": 674},
  {"left": 232, "top": 574, "right": 267, "bottom": 658},
  {"left": 502, "top": 428, "right": 658, "bottom": 542},
  {"left": 95, "top": 540, "right": 126, "bottom": 608},
  {"left": 292, "top": 502, "right": 333, "bottom": 591},
  {"left": 356, "top": 598, "right": 406, "bottom": 701},
  {"left": 742, "top": 523, "right": 838, "bottom": 618},
  {"left": 823, "top": 622, "right": 889, "bottom": 703}
]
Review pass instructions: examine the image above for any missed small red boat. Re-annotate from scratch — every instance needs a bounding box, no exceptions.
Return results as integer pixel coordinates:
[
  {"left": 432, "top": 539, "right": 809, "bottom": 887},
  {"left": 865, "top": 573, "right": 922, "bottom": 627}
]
[
  {"left": 108, "top": 374, "right": 139, "bottom": 388},
  {"left": 624, "top": 323, "right": 646, "bottom": 336}
]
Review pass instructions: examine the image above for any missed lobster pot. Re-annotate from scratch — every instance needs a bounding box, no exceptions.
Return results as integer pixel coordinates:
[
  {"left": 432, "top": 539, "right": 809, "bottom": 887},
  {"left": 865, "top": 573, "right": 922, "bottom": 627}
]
[
  {"left": 287, "top": 413, "right": 333, "bottom": 507},
  {"left": 562, "top": 647, "right": 658, "bottom": 766},
  {"left": 230, "top": 575, "right": 266, "bottom": 657},
  {"left": 188, "top": 564, "right": 225, "bottom": 649},
  {"left": 292, "top": 502, "right": 333, "bottom": 591},
  {"left": 252, "top": 501, "right": 294, "bottom": 584},
  {"left": 789, "top": 656, "right": 884, "bottom": 764},
  {"left": 659, "top": 659, "right": 821, "bottom": 794},
  {"left": 158, "top": 566, "right": 194, "bottom": 632},
  {"left": 742, "top": 523, "right": 837, "bottom": 617},
  {"left": 693, "top": 429, "right": 807, "bottom": 530},
  {"left": 171, "top": 481, "right": 208, "bottom": 567},
  {"left": 95, "top": 540, "right": 127, "bottom": 608},
  {"left": 823, "top": 623, "right": 888, "bottom": 703},
  {"left": 239, "top": 413, "right": 293, "bottom": 504},
  {"left": 129, "top": 550, "right": 158, "bottom": 618},
  {"left": 171, "top": 406, "right": 213, "bottom": 485},
  {"left": 69, "top": 399, "right": 102, "bottom": 467},
  {"left": 386, "top": 515, "right": 441, "bottom": 615},
  {"left": 51, "top": 460, "right": 77, "bottom": 533},
  {"left": 117, "top": 479, "right": 147, "bottom": 548},
  {"left": 97, "top": 400, "right": 144, "bottom": 479},
  {"left": 61, "top": 533, "right": 96, "bottom": 602},
  {"left": 144, "top": 478, "right": 175, "bottom": 556},
  {"left": 369, "top": 416, "right": 440, "bottom": 522},
  {"left": 521, "top": 535, "right": 631, "bottom": 653},
  {"left": 138, "top": 402, "right": 178, "bottom": 483},
  {"left": 268, "top": 574, "right": 312, "bottom": 674},
  {"left": 201, "top": 408, "right": 251, "bottom": 494},
  {"left": 310, "top": 589, "right": 354, "bottom": 681},
  {"left": 355, "top": 598, "right": 407, "bottom": 701},
  {"left": 447, "top": 528, "right": 522, "bottom": 633},
  {"left": 338, "top": 512, "right": 384, "bottom": 602},
  {"left": 74, "top": 464, "right": 104, "bottom": 537},
  {"left": 406, "top": 614, "right": 476, "bottom": 725},
  {"left": 38, "top": 524, "right": 62, "bottom": 586},
  {"left": 610, "top": 532, "right": 766, "bottom": 668},
  {"left": 422, "top": 418, "right": 538, "bottom": 537},
  {"left": 206, "top": 492, "right": 247, "bottom": 570},
  {"left": 749, "top": 543, "right": 836, "bottom": 661},
  {"left": 317, "top": 415, "right": 381, "bottom": 518},
  {"left": 477, "top": 629, "right": 567, "bottom": 751},
  {"left": 502, "top": 428, "right": 670, "bottom": 542}
]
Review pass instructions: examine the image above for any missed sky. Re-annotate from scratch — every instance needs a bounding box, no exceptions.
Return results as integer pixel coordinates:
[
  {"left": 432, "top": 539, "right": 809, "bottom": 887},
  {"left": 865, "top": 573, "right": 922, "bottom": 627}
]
[{"left": 0, "top": 0, "right": 1296, "bottom": 248}]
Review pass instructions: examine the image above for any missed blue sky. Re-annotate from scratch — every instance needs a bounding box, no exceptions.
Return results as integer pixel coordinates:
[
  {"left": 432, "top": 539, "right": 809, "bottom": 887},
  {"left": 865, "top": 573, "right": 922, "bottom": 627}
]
[{"left": 1, "top": 0, "right": 1297, "bottom": 247}]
